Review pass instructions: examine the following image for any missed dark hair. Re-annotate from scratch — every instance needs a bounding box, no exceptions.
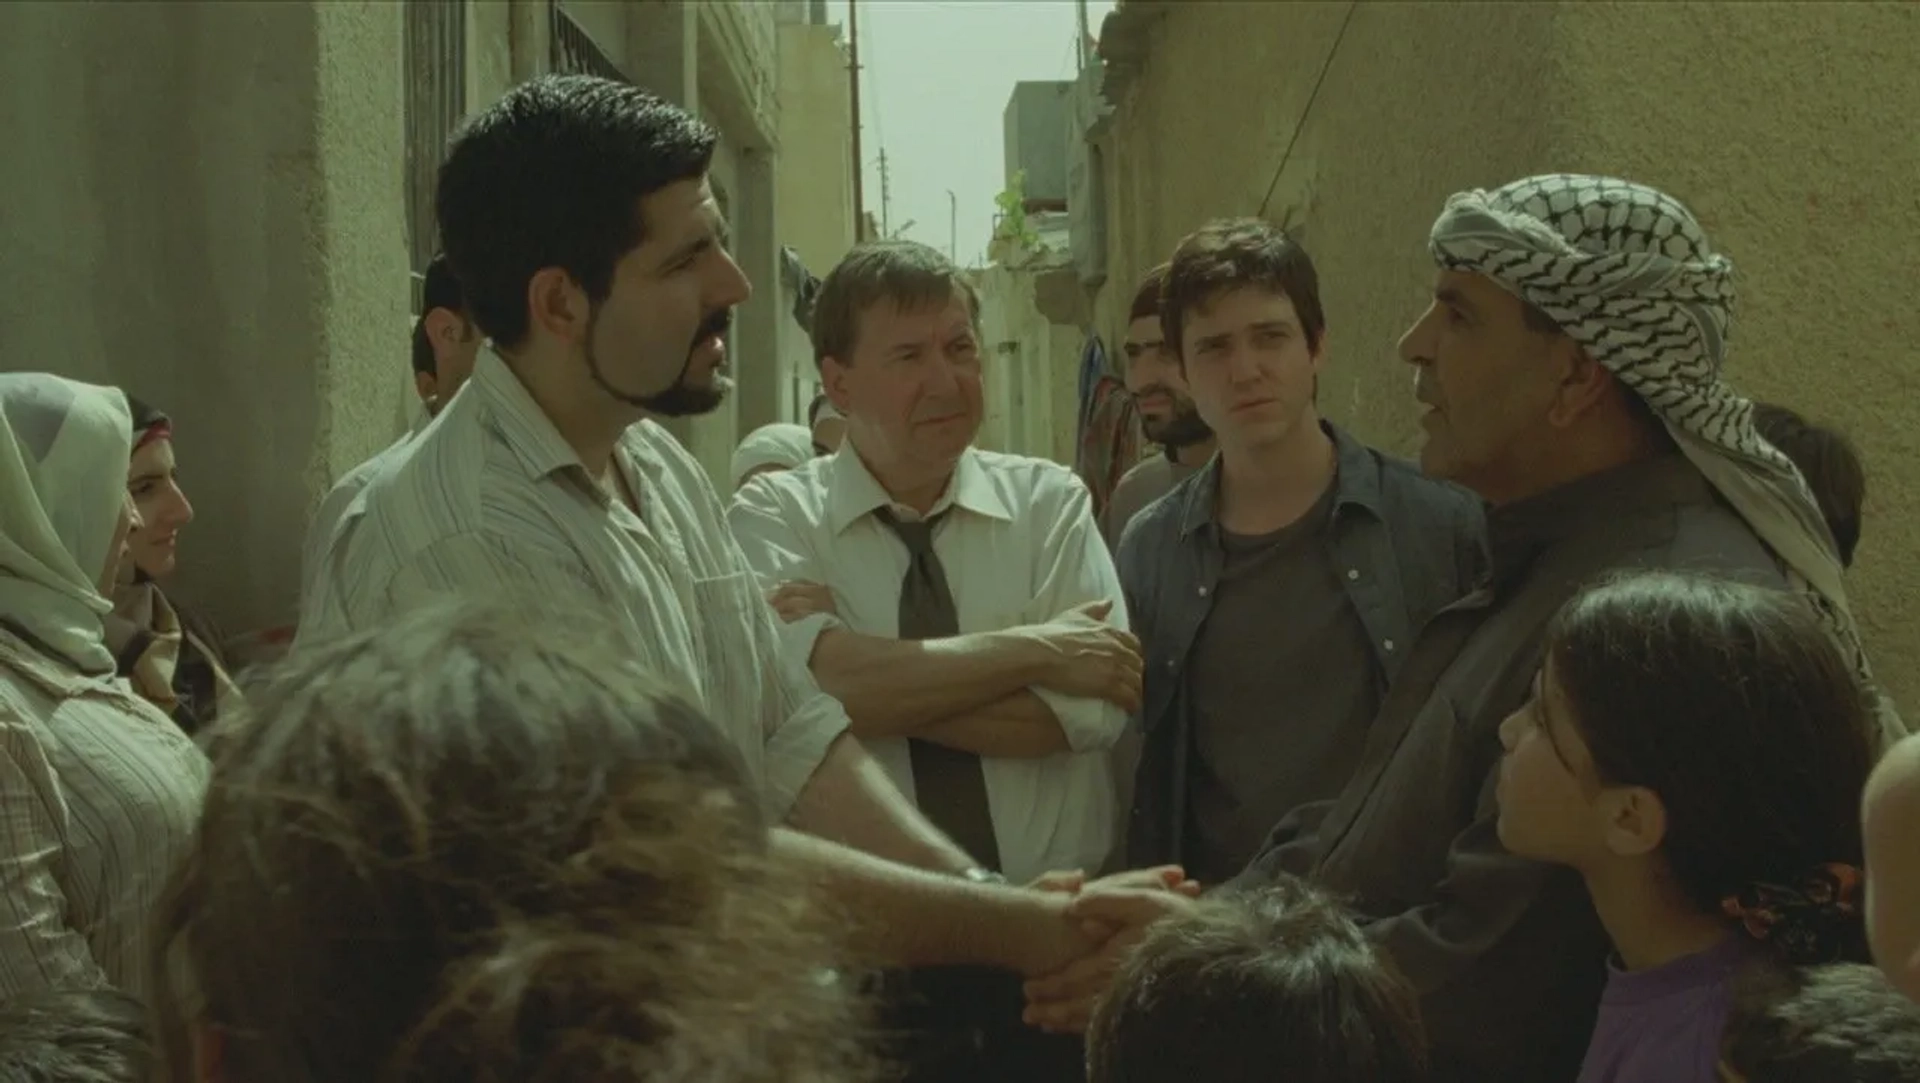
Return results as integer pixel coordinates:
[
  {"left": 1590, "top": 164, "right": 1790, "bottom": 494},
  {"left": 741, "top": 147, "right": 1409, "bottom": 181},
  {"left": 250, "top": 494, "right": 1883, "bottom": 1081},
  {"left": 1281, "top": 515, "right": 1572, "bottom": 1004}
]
[
  {"left": 807, "top": 391, "right": 830, "bottom": 427},
  {"left": 810, "top": 240, "right": 979, "bottom": 369},
  {"left": 412, "top": 253, "right": 468, "bottom": 379},
  {"left": 1546, "top": 572, "right": 1876, "bottom": 964},
  {"left": 124, "top": 394, "right": 168, "bottom": 435},
  {"left": 435, "top": 74, "right": 718, "bottom": 348},
  {"left": 1161, "top": 218, "right": 1325, "bottom": 359},
  {"left": 1128, "top": 263, "right": 1169, "bottom": 324},
  {"left": 0, "top": 989, "right": 151, "bottom": 1083},
  {"left": 148, "top": 601, "right": 874, "bottom": 1083},
  {"left": 1751, "top": 402, "right": 1865, "bottom": 568},
  {"left": 1723, "top": 963, "right": 1920, "bottom": 1081},
  {"left": 1088, "top": 879, "right": 1428, "bottom": 1083}
]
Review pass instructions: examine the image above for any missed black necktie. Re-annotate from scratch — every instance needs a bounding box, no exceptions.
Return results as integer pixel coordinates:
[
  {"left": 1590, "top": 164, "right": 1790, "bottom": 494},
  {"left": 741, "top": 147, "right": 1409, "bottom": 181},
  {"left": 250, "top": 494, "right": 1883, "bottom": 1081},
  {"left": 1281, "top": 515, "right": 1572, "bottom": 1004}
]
[{"left": 873, "top": 507, "right": 1002, "bottom": 872}]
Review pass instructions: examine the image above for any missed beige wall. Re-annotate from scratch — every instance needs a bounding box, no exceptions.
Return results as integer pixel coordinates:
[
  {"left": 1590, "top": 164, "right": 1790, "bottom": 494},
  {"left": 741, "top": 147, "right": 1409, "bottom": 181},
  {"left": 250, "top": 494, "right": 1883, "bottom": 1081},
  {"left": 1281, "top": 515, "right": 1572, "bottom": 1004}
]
[
  {"left": 0, "top": 0, "right": 410, "bottom": 636},
  {"left": 1090, "top": 1, "right": 1920, "bottom": 703},
  {"left": 976, "top": 263, "right": 1083, "bottom": 466},
  {"left": 775, "top": 21, "right": 855, "bottom": 278}
]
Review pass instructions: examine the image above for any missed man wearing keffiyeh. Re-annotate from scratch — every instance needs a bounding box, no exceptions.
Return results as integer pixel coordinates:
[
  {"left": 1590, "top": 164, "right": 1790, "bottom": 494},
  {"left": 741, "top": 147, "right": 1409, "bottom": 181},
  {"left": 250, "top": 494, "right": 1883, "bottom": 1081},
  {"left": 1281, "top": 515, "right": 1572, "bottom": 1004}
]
[{"left": 1023, "top": 174, "right": 1903, "bottom": 1081}]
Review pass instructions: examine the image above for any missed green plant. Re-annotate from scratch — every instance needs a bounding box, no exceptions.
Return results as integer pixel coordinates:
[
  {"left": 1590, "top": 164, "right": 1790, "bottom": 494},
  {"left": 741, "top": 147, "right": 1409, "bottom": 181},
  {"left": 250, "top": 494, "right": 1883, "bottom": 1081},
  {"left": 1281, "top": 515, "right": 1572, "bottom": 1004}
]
[{"left": 992, "top": 170, "right": 1043, "bottom": 253}]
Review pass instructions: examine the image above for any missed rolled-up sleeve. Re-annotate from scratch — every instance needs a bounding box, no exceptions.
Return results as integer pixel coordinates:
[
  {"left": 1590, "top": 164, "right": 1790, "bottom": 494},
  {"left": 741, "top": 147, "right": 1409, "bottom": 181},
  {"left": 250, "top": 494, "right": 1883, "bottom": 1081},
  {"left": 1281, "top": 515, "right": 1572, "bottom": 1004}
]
[
  {"left": 724, "top": 478, "right": 854, "bottom": 814},
  {"left": 1025, "top": 473, "right": 1130, "bottom": 754}
]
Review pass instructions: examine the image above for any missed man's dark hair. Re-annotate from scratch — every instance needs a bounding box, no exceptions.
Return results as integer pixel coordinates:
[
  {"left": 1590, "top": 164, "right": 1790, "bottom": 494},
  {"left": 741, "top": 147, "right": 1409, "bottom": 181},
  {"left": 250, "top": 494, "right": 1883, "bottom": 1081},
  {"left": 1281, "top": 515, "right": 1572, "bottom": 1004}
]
[
  {"left": 411, "top": 253, "right": 468, "bottom": 378},
  {"left": 806, "top": 392, "right": 830, "bottom": 427},
  {"left": 1088, "top": 879, "right": 1428, "bottom": 1083},
  {"left": 435, "top": 74, "right": 717, "bottom": 349},
  {"left": 0, "top": 990, "right": 152, "bottom": 1083},
  {"left": 1128, "top": 263, "right": 1169, "bottom": 325},
  {"left": 1723, "top": 963, "right": 1920, "bottom": 1081},
  {"left": 810, "top": 241, "right": 979, "bottom": 370},
  {"left": 1751, "top": 402, "right": 1865, "bottom": 568},
  {"left": 1161, "top": 218, "right": 1326, "bottom": 360}
]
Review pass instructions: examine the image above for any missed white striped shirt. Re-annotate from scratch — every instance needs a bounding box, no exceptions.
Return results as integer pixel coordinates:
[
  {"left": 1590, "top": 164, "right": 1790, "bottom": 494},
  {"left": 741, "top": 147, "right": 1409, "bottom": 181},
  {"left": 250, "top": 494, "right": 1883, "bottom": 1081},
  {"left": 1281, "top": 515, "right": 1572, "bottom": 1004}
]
[
  {"left": 299, "top": 352, "right": 846, "bottom": 815},
  {"left": 0, "top": 627, "right": 208, "bottom": 999}
]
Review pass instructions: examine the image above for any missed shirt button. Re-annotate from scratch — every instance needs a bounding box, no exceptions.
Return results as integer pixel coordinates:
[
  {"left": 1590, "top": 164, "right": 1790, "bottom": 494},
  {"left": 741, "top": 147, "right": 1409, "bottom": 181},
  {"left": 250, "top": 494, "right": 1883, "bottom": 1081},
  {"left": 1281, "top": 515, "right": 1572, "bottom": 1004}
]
[
  {"left": 1197, "top": 585, "right": 1209, "bottom": 597},
  {"left": 1346, "top": 569, "right": 1360, "bottom": 581},
  {"left": 1165, "top": 659, "right": 1177, "bottom": 671},
  {"left": 1383, "top": 638, "right": 1396, "bottom": 652}
]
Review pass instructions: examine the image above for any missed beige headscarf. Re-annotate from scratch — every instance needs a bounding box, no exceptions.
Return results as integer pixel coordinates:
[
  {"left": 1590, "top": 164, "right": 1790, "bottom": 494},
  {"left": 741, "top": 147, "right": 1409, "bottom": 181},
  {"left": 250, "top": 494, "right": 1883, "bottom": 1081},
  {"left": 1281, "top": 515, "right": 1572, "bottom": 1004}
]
[
  {"left": 0, "top": 373, "right": 133, "bottom": 675},
  {"left": 1428, "top": 174, "right": 1903, "bottom": 745}
]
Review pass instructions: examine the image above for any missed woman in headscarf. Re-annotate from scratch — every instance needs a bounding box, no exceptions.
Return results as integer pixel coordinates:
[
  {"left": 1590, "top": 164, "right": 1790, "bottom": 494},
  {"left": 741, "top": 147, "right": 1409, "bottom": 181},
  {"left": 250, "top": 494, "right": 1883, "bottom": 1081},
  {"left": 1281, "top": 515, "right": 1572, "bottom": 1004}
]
[
  {"left": 105, "top": 397, "right": 238, "bottom": 735},
  {"left": 730, "top": 422, "right": 818, "bottom": 491},
  {"left": 0, "top": 373, "right": 209, "bottom": 1000}
]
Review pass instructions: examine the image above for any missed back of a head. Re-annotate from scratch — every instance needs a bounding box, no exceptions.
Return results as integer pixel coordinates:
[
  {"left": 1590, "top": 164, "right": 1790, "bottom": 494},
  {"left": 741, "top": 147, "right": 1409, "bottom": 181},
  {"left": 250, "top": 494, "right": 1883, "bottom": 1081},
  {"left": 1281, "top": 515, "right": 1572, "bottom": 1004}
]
[
  {"left": 1723, "top": 963, "right": 1920, "bottom": 1081},
  {"left": 1088, "top": 879, "right": 1428, "bottom": 1083},
  {"left": 412, "top": 253, "right": 467, "bottom": 378},
  {"left": 435, "top": 74, "right": 717, "bottom": 349},
  {"left": 1750, "top": 402, "right": 1865, "bottom": 568},
  {"left": 1548, "top": 572, "right": 1877, "bottom": 964},
  {"left": 0, "top": 990, "right": 151, "bottom": 1083},
  {"left": 149, "top": 601, "right": 874, "bottom": 1083}
]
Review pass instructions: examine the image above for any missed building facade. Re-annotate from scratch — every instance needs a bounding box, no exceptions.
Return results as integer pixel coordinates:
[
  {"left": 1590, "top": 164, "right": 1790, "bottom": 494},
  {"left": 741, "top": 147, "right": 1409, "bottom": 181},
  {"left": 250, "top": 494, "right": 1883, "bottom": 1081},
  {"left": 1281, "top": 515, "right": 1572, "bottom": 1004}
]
[{"left": 0, "top": 0, "right": 854, "bottom": 640}]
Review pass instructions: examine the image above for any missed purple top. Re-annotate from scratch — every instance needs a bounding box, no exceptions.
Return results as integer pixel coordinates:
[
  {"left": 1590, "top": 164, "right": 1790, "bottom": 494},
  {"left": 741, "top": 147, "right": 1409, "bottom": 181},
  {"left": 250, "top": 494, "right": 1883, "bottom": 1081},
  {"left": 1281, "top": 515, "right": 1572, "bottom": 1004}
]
[{"left": 1575, "top": 935, "right": 1759, "bottom": 1083}]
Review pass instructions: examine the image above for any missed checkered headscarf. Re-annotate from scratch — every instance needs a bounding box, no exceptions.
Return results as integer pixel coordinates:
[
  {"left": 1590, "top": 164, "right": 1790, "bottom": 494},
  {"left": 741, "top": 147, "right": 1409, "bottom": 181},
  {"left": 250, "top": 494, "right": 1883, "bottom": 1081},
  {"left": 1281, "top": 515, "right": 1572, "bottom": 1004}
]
[{"left": 1429, "top": 174, "right": 1904, "bottom": 744}]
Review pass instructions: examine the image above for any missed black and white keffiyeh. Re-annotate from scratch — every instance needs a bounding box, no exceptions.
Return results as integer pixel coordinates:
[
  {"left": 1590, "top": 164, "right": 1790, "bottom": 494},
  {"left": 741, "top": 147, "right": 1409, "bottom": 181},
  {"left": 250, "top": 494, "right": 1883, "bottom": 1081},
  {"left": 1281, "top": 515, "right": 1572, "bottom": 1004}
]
[{"left": 1428, "top": 173, "right": 1905, "bottom": 744}]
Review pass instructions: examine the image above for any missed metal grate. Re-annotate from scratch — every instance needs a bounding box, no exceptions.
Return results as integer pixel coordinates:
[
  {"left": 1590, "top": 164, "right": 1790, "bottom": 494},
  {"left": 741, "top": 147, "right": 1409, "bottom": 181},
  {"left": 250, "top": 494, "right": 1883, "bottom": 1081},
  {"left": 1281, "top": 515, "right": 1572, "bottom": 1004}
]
[
  {"left": 403, "top": 0, "right": 467, "bottom": 313},
  {"left": 551, "top": 4, "right": 626, "bottom": 81}
]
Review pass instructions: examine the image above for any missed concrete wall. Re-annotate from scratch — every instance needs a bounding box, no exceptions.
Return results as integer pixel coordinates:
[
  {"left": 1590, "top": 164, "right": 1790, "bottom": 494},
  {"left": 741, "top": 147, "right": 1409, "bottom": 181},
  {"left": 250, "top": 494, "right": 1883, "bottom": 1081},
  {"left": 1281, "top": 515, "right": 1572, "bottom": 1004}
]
[
  {"left": 0, "top": 0, "right": 409, "bottom": 636},
  {"left": 1088, "top": 1, "right": 1920, "bottom": 703},
  {"left": 1004, "top": 80, "right": 1072, "bottom": 204},
  {"left": 774, "top": 16, "right": 856, "bottom": 422},
  {"left": 976, "top": 261, "right": 1082, "bottom": 467},
  {"left": 775, "top": 20, "right": 854, "bottom": 278}
]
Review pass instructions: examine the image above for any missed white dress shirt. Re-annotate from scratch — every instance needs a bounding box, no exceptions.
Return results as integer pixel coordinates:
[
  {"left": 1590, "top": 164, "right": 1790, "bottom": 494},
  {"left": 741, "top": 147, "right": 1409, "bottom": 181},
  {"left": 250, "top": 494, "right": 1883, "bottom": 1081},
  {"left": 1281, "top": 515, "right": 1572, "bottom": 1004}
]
[
  {"left": 297, "top": 417, "right": 427, "bottom": 624},
  {"left": 300, "top": 352, "right": 847, "bottom": 816},
  {"left": 729, "top": 445, "right": 1125, "bottom": 882}
]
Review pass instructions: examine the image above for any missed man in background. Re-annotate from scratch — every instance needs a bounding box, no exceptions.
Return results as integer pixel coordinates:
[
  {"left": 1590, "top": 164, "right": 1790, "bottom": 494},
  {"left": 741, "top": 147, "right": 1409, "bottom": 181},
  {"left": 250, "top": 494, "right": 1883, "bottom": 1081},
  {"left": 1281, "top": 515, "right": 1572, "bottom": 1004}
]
[{"left": 1102, "top": 264, "right": 1216, "bottom": 548}]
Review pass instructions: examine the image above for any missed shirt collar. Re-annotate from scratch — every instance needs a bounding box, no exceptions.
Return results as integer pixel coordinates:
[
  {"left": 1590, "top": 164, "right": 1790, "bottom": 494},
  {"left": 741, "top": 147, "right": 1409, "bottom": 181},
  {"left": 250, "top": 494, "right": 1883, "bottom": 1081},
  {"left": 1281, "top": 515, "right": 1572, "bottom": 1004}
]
[
  {"left": 1177, "top": 421, "right": 1382, "bottom": 537},
  {"left": 471, "top": 350, "right": 586, "bottom": 481},
  {"left": 825, "top": 444, "right": 1014, "bottom": 535}
]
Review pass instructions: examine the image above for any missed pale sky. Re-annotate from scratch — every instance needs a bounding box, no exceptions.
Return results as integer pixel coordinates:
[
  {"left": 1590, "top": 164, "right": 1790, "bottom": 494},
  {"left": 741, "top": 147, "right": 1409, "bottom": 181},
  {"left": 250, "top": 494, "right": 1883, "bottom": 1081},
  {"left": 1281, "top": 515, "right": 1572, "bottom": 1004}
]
[{"left": 843, "top": 0, "right": 1117, "bottom": 268}]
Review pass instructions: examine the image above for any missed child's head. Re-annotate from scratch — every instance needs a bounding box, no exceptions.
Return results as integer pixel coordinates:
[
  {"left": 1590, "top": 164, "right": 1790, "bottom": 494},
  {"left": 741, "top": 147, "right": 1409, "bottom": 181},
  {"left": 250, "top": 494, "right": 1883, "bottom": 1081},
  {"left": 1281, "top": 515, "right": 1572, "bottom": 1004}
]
[
  {"left": 1496, "top": 571, "right": 1877, "bottom": 964},
  {"left": 0, "top": 990, "right": 151, "bottom": 1083},
  {"left": 149, "top": 601, "right": 874, "bottom": 1083},
  {"left": 1086, "top": 878, "right": 1427, "bottom": 1083},
  {"left": 1718, "top": 963, "right": 1920, "bottom": 1081},
  {"left": 1864, "top": 733, "right": 1920, "bottom": 1004}
]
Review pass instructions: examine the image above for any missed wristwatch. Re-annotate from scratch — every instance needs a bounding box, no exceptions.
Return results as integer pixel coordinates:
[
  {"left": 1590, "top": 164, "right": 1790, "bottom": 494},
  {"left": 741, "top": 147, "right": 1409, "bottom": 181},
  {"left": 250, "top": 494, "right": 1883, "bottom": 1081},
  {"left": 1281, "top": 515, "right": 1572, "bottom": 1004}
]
[{"left": 960, "top": 867, "right": 1009, "bottom": 886}]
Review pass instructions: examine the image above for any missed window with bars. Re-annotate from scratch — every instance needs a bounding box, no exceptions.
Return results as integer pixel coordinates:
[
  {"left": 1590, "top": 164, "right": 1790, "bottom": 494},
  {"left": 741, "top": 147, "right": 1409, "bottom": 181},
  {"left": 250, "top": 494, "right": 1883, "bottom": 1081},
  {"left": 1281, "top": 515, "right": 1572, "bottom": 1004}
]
[
  {"left": 550, "top": 3, "right": 625, "bottom": 81},
  {"left": 403, "top": 0, "right": 467, "bottom": 313}
]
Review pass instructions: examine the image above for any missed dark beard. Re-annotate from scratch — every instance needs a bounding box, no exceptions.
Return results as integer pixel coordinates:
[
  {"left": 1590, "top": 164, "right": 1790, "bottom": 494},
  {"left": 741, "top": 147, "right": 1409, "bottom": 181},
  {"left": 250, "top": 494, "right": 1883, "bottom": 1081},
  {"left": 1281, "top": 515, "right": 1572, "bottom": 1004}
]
[
  {"left": 584, "top": 306, "right": 733, "bottom": 418},
  {"left": 1144, "top": 407, "right": 1213, "bottom": 450}
]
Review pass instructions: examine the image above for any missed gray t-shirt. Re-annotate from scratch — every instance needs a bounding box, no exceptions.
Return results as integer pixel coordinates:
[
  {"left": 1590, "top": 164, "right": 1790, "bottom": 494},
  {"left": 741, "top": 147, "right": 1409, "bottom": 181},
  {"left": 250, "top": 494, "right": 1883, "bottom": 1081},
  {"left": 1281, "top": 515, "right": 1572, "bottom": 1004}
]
[{"left": 1181, "top": 482, "right": 1379, "bottom": 884}]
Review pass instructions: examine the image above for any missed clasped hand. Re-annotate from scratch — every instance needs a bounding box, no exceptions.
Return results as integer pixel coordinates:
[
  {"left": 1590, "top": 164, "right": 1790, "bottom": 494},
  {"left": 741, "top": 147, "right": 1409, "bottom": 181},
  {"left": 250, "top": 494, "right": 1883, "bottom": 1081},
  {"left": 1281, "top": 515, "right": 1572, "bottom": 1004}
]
[{"left": 1021, "top": 865, "right": 1201, "bottom": 1034}]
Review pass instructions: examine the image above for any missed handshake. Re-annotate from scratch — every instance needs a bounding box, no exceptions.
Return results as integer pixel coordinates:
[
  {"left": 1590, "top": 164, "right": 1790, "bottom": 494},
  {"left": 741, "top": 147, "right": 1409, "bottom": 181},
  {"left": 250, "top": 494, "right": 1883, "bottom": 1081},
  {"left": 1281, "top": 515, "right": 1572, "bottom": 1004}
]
[{"left": 1013, "top": 864, "right": 1203, "bottom": 1034}]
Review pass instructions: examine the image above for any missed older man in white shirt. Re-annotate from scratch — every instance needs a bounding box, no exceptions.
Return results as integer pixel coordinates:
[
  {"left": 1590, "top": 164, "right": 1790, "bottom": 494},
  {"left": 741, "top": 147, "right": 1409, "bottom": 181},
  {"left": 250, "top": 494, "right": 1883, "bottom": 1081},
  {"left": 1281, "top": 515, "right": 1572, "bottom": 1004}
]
[{"left": 729, "top": 239, "right": 1141, "bottom": 1080}]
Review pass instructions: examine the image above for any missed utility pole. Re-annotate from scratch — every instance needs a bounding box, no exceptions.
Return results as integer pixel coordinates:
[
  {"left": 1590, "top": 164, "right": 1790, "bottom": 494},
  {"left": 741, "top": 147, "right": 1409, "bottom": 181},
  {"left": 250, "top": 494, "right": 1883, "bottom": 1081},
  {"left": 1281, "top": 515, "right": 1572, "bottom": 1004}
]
[
  {"left": 946, "top": 189, "right": 958, "bottom": 262},
  {"left": 848, "top": 0, "right": 865, "bottom": 241},
  {"left": 1076, "top": 0, "right": 1092, "bottom": 71},
  {"left": 878, "top": 148, "right": 892, "bottom": 237}
]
